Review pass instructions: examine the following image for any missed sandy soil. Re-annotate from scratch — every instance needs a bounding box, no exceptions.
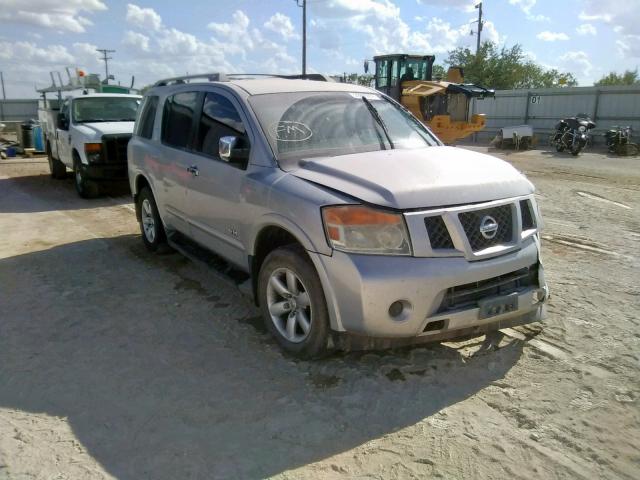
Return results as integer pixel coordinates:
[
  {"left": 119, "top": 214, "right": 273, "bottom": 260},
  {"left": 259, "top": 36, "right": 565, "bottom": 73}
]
[{"left": 0, "top": 147, "right": 638, "bottom": 479}]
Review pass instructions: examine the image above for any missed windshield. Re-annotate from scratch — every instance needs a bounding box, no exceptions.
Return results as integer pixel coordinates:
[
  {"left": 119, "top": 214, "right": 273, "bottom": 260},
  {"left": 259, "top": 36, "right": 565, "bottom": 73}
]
[
  {"left": 72, "top": 97, "right": 140, "bottom": 123},
  {"left": 248, "top": 91, "right": 440, "bottom": 168}
]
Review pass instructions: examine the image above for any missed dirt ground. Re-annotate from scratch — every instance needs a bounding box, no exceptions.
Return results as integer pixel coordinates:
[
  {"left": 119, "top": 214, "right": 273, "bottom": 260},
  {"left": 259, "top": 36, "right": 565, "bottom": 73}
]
[{"left": 0, "top": 147, "right": 638, "bottom": 480}]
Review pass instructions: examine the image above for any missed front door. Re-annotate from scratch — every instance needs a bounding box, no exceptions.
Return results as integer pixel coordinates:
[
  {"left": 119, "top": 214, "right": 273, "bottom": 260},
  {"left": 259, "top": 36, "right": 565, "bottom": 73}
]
[{"left": 182, "top": 90, "right": 252, "bottom": 269}]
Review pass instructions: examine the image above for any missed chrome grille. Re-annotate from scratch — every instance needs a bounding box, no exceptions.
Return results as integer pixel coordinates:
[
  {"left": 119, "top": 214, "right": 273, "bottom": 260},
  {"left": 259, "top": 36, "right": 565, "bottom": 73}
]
[
  {"left": 424, "top": 215, "right": 454, "bottom": 249},
  {"left": 458, "top": 205, "right": 513, "bottom": 251}
]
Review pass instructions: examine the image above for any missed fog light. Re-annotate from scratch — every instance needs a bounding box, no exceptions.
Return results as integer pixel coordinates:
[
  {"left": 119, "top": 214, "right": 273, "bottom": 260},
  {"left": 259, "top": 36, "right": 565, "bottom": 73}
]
[{"left": 388, "top": 301, "right": 404, "bottom": 318}]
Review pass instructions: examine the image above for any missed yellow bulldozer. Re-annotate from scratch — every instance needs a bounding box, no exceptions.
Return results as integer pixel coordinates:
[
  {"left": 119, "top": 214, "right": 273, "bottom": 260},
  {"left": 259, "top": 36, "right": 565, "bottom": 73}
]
[{"left": 367, "top": 54, "right": 494, "bottom": 144}]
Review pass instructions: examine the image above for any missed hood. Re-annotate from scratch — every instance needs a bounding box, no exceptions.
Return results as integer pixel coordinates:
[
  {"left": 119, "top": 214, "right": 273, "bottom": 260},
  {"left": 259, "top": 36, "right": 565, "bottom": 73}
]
[
  {"left": 290, "top": 146, "right": 534, "bottom": 209},
  {"left": 74, "top": 121, "right": 135, "bottom": 140}
]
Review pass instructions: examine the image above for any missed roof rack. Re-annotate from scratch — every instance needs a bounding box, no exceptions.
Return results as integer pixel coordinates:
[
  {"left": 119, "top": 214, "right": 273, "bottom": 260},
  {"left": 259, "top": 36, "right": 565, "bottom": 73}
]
[
  {"left": 153, "top": 73, "right": 228, "bottom": 87},
  {"left": 153, "top": 72, "right": 333, "bottom": 87}
]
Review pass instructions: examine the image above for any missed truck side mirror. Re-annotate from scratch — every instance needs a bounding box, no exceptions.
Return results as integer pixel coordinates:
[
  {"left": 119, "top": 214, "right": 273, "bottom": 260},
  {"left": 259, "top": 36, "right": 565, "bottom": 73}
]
[
  {"left": 219, "top": 136, "right": 249, "bottom": 165},
  {"left": 57, "top": 113, "right": 68, "bottom": 130}
]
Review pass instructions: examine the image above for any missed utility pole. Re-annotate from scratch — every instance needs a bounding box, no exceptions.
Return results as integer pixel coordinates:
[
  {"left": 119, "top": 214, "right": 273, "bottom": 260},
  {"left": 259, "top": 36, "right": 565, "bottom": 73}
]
[
  {"left": 475, "top": 2, "right": 483, "bottom": 56},
  {"left": 294, "top": 0, "right": 307, "bottom": 76},
  {"left": 0, "top": 72, "right": 5, "bottom": 100},
  {"left": 96, "top": 48, "right": 115, "bottom": 84}
]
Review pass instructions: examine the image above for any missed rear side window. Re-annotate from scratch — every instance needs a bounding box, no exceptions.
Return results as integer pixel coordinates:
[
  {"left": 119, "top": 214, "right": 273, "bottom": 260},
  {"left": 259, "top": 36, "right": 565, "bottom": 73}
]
[
  {"left": 136, "top": 96, "right": 158, "bottom": 139},
  {"left": 195, "top": 92, "right": 246, "bottom": 158},
  {"left": 161, "top": 92, "right": 199, "bottom": 149}
]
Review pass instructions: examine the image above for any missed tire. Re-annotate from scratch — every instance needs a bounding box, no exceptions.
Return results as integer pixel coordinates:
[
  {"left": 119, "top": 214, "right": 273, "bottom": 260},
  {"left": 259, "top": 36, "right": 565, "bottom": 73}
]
[
  {"left": 571, "top": 147, "right": 582, "bottom": 156},
  {"left": 258, "top": 245, "right": 330, "bottom": 359},
  {"left": 47, "top": 143, "right": 66, "bottom": 179},
  {"left": 73, "top": 156, "right": 99, "bottom": 198},
  {"left": 137, "top": 186, "right": 168, "bottom": 252},
  {"left": 555, "top": 144, "right": 565, "bottom": 153}
]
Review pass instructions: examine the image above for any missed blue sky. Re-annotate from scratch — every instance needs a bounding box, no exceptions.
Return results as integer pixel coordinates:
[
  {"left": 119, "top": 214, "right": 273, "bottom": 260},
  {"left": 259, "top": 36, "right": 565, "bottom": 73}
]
[{"left": 1, "top": 0, "right": 639, "bottom": 98}]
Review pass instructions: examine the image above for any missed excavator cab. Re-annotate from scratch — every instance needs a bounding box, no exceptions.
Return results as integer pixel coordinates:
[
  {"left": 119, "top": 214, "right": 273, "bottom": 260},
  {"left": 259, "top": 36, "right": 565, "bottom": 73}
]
[{"left": 372, "top": 54, "right": 494, "bottom": 143}]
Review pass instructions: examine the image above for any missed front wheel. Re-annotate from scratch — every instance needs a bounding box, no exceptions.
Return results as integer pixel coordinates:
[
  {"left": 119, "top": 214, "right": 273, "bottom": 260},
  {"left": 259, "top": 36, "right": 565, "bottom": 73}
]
[
  {"left": 258, "top": 246, "right": 330, "bottom": 358},
  {"left": 73, "top": 158, "right": 99, "bottom": 198}
]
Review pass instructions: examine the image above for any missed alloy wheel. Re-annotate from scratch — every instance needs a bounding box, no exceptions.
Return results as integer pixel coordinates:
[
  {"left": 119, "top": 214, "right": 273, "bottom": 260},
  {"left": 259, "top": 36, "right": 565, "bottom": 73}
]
[
  {"left": 266, "top": 267, "right": 312, "bottom": 343},
  {"left": 141, "top": 198, "right": 156, "bottom": 243}
]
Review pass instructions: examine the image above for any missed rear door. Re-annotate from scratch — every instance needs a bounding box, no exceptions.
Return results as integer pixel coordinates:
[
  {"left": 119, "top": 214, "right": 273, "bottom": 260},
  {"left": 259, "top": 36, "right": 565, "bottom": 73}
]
[
  {"left": 157, "top": 91, "right": 200, "bottom": 235},
  {"left": 182, "top": 89, "right": 252, "bottom": 269}
]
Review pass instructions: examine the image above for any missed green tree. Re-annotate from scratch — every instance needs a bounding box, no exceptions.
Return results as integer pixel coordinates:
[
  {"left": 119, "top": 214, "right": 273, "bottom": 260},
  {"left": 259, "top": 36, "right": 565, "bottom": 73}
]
[
  {"left": 432, "top": 64, "right": 446, "bottom": 80},
  {"left": 594, "top": 69, "right": 639, "bottom": 86},
  {"left": 446, "top": 42, "right": 577, "bottom": 89}
]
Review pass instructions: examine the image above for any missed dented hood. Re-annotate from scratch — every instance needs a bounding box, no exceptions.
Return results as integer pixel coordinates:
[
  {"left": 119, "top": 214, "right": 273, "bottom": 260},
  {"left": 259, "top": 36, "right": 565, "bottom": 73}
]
[{"left": 291, "top": 146, "right": 533, "bottom": 209}]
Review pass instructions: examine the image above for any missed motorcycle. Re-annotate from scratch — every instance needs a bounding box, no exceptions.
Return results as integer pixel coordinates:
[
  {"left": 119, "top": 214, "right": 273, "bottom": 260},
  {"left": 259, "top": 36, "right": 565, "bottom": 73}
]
[
  {"left": 604, "top": 125, "right": 639, "bottom": 156},
  {"left": 550, "top": 114, "right": 596, "bottom": 156}
]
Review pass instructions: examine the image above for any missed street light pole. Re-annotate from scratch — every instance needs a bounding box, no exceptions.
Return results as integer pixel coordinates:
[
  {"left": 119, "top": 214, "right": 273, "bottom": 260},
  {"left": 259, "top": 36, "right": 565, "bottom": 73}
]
[{"left": 294, "top": 0, "right": 307, "bottom": 76}]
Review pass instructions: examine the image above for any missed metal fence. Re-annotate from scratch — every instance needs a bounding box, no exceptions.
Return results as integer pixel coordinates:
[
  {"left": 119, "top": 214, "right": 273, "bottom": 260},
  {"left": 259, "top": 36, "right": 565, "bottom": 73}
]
[
  {"left": 469, "top": 85, "right": 640, "bottom": 145},
  {"left": 0, "top": 99, "right": 39, "bottom": 122}
]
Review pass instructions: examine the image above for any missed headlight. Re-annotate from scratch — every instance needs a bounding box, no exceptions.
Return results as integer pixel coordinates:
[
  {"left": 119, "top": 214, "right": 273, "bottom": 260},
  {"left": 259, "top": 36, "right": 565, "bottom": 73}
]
[
  {"left": 84, "top": 143, "right": 102, "bottom": 163},
  {"left": 578, "top": 125, "right": 586, "bottom": 132},
  {"left": 322, "top": 205, "right": 412, "bottom": 255}
]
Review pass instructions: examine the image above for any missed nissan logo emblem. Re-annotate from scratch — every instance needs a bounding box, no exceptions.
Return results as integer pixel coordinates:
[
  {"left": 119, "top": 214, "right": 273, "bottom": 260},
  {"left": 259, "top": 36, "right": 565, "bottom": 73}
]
[{"left": 479, "top": 215, "right": 499, "bottom": 239}]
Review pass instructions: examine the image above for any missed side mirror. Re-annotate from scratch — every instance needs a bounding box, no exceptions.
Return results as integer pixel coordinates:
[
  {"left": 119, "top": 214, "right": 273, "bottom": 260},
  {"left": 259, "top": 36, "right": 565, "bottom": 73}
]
[
  {"left": 219, "top": 136, "right": 249, "bottom": 164},
  {"left": 57, "top": 113, "right": 68, "bottom": 130}
]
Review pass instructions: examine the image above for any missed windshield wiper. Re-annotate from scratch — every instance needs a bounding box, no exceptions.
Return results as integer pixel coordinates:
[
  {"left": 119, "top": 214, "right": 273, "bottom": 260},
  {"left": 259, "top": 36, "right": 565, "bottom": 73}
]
[{"left": 362, "top": 96, "right": 394, "bottom": 149}]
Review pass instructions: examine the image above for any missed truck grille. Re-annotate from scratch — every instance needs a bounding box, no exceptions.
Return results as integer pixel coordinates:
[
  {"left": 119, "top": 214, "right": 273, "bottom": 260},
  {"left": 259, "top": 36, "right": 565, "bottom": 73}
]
[
  {"left": 425, "top": 215, "right": 454, "bottom": 249},
  {"left": 459, "top": 205, "right": 513, "bottom": 251},
  {"left": 102, "top": 134, "right": 131, "bottom": 164},
  {"left": 437, "top": 263, "right": 539, "bottom": 313}
]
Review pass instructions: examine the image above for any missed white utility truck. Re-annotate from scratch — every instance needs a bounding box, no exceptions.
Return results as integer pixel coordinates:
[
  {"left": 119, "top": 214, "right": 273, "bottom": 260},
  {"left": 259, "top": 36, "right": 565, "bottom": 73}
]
[{"left": 38, "top": 71, "right": 141, "bottom": 197}]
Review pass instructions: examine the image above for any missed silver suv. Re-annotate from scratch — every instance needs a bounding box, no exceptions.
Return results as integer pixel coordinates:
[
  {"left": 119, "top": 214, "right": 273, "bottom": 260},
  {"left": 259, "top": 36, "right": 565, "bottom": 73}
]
[{"left": 128, "top": 74, "right": 548, "bottom": 358}]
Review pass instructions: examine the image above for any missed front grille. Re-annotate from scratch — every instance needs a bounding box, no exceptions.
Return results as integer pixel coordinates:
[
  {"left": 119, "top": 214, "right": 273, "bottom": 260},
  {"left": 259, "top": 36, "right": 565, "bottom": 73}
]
[
  {"left": 102, "top": 135, "right": 131, "bottom": 164},
  {"left": 425, "top": 215, "right": 454, "bottom": 249},
  {"left": 459, "top": 204, "right": 513, "bottom": 251},
  {"left": 437, "top": 264, "right": 539, "bottom": 313},
  {"left": 520, "top": 200, "right": 536, "bottom": 230}
]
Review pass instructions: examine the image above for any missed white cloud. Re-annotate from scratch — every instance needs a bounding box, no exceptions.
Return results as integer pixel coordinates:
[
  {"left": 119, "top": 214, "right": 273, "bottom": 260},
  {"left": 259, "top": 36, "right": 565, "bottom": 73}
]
[
  {"left": 559, "top": 50, "right": 593, "bottom": 78},
  {"left": 125, "top": 4, "right": 162, "bottom": 31},
  {"left": 264, "top": 13, "right": 299, "bottom": 40},
  {"left": 509, "top": 0, "right": 536, "bottom": 14},
  {"left": 579, "top": 0, "right": 640, "bottom": 58},
  {"left": 508, "top": 0, "right": 549, "bottom": 21},
  {"left": 123, "top": 31, "right": 150, "bottom": 52},
  {"left": 0, "top": 0, "right": 106, "bottom": 33},
  {"left": 576, "top": 24, "right": 597, "bottom": 36},
  {"left": 537, "top": 31, "right": 569, "bottom": 41}
]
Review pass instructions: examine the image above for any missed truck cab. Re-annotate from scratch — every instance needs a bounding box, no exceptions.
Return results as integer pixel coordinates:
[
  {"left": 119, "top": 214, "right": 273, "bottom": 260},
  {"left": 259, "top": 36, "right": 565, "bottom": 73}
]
[{"left": 40, "top": 92, "right": 141, "bottom": 197}]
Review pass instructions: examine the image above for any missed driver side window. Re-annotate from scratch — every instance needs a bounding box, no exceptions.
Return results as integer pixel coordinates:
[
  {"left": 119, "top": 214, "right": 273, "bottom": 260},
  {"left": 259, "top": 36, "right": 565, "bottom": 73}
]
[{"left": 195, "top": 92, "right": 247, "bottom": 161}]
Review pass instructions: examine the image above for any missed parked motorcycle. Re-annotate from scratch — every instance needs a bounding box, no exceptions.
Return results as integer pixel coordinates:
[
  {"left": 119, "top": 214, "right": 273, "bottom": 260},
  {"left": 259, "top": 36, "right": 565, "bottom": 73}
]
[
  {"left": 550, "top": 114, "right": 596, "bottom": 156},
  {"left": 604, "top": 125, "right": 639, "bottom": 156}
]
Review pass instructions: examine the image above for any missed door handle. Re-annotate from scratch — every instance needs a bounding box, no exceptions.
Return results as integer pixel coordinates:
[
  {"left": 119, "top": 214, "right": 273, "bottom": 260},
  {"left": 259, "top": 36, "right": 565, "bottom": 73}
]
[{"left": 187, "top": 165, "right": 199, "bottom": 176}]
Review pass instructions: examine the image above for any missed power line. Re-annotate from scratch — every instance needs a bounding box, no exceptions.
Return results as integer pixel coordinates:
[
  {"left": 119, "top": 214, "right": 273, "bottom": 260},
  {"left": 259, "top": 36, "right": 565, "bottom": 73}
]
[{"left": 96, "top": 48, "right": 115, "bottom": 84}]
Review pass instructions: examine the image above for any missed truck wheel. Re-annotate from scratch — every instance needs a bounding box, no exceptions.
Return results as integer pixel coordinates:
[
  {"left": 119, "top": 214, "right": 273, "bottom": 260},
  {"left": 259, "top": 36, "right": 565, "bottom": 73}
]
[
  {"left": 258, "top": 246, "right": 330, "bottom": 359},
  {"left": 73, "top": 157, "right": 99, "bottom": 198},
  {"left": 137, "top": 186, "right": 168, "bottom": 252},
  {"left": 47, "top": 143, "right": 66, "bottom": 179}
]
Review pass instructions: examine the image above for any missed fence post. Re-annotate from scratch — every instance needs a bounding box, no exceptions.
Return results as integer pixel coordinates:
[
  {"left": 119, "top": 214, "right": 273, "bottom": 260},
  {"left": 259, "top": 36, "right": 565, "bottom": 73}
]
[{"left": 523, "top": 90, "right": 531, "bottom": 125}]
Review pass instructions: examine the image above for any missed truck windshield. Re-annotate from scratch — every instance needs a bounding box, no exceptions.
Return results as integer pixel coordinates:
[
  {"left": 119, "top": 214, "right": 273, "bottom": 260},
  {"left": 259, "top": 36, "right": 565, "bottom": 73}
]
[
  {"left": 72, "top": 97, "right": 140, "bottom": 123},
  {"left": 248, "top": 91, "right": 440, "bottom": 168}
]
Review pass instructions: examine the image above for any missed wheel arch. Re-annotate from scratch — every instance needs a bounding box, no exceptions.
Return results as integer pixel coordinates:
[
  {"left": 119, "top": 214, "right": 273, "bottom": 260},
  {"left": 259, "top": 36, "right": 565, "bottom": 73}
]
[{"left": 250, "top": 219, "right": 342, "bottom": 332}]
